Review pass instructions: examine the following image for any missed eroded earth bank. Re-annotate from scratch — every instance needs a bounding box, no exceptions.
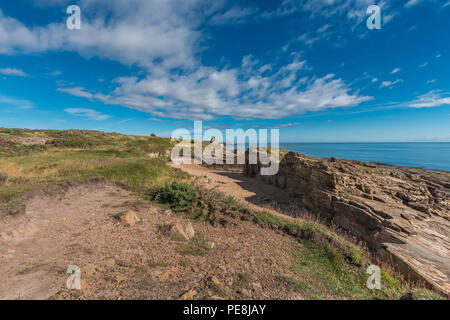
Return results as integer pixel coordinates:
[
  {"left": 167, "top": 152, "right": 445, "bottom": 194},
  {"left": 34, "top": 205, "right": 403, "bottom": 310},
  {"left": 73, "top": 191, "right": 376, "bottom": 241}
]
[{"left": 243, "top": 151, "right": 449, "bottom": 296}]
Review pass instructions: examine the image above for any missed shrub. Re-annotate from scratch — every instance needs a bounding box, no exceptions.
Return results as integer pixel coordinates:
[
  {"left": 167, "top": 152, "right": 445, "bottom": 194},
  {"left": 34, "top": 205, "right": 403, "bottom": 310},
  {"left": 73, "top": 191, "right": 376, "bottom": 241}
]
[{"left": 149, "top": 181, "right": 197, "bottom": 211}]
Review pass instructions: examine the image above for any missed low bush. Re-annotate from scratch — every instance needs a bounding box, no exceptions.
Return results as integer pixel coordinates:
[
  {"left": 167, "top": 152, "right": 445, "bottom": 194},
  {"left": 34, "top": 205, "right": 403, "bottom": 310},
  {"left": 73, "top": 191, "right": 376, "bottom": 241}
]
[{"left": 149, "top": 181, "right": 197, "bottom": 211}]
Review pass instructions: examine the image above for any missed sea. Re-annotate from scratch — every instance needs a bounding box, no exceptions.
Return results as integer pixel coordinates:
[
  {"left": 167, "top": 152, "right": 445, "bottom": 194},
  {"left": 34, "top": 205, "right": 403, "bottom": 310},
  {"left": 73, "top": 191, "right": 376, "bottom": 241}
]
[{"left": 278, "top": 142, "right": 450, "bottom": 172}]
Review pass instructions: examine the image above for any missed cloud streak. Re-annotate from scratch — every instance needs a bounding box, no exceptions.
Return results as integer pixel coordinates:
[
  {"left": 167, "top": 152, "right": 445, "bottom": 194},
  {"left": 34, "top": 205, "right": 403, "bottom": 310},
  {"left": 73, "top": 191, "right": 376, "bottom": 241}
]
[
  {"left": 380, "top": 79, "right": 403, "bottom": 88},
  {"left": 2, "top": 1, "right": 373, "bottom": 121},
  {"left": 409, "top": 92, "right": 450, "bottom": 108},
  {"left": 0, "top": 67, "right": 28, "bottom": 77},
  {"left": 0, "top": 95, "right": 34, "bottom": 109},
  {"left": 65, "top": 108, "right": 110, "bottom": 120},
  {"left": 59, "top": 62, "right": 372, "bottom": 120}
]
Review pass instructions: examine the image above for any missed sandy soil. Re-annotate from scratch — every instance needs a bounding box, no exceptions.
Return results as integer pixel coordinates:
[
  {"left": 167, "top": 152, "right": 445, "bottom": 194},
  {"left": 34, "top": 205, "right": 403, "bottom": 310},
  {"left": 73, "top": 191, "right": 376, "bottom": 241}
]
[
  {"left": 171, "top": 163, "right": 308, "bottom": 219},
  {"left": 0, "top": 177, "right": 307, "bottom": 300}
]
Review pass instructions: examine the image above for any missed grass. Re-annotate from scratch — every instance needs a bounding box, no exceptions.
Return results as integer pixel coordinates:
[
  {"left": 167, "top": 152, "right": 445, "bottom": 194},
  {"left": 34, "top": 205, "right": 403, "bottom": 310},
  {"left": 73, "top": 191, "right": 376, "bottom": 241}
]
[
  {"left": 149, "top": 177, "right": 444, "bottom": 300},
  {"left": 252, "top": 210, "right": 443, "bottom": 300},
  {"left": 0, "top": 128, "right": 444, "bottom": 300},
  {"left": 0, "top": 129, "right": 190, "bottom": 214},
  {"left": 149, "top": 181, "right": 197, "bottom": 211},
  {"left": 252, "top": 211, "right": 365, "bottom": 267},
  {"left": 284, "top": 241, "right": 445, "bottom": 300},
  {"left": 177, "top": 232, "right": 211, "bottom": 256},
  {"left": 17, "top": 263, "right": 47, "bottom": 276},
  {"left": 287, "top": 242, "right": 391, "bottom": 299},
  {"left": 233, "top": 272, "right": 252, "bottom": 290},
  {"left": 0, "top": 128, "right": 173, "bottom": 157},
  {"left": 147, "top": 260, "right": 170, "bottom": 268}
]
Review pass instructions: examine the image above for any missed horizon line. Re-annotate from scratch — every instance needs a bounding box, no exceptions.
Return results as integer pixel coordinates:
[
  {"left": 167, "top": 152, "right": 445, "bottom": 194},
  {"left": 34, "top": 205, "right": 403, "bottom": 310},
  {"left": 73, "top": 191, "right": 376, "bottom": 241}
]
[{"left": 1, "top": 126, "right": 449, "bottom": 143}]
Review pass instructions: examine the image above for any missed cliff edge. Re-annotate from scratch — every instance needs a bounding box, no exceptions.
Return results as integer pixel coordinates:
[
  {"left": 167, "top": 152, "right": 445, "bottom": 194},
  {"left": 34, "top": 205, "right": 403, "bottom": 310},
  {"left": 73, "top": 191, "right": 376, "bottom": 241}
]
[{"left": 245, "top": 151, "right": 450, "bottom": 297}]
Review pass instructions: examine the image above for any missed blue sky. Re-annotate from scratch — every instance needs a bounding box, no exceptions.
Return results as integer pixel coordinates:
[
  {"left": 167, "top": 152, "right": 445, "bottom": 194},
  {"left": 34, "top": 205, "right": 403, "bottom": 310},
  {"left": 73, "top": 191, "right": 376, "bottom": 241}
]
[{"left": 0, "top": 0, "right": 449, "bottom": 142}]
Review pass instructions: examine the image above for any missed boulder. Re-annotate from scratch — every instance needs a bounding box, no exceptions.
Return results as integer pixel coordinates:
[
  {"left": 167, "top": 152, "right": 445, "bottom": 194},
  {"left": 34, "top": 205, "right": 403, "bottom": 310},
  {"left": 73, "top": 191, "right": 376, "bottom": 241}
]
[
  {"left": 179, "top": 289, "right": 197, "bottom": 300},
  {"left": 210, "top": 276, "right": 221, "bottom": 285},
  {"left": 172, "top": 222, "right": 195, "bottom": 241},
  {"left": 115, "top": 210, "right": 140, "bottom": 226},
  {"left": 400, "top": 292, "right": 416, "bottom": 300},
  {"left": 243, "top": 150, "right": 450, "bottom": 296}
]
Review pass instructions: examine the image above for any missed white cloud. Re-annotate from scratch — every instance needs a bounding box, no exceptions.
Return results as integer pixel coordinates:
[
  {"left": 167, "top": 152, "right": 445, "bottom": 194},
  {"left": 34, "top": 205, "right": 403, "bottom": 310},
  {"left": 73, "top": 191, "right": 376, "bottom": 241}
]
[
  {"left": 391, "top": 68, "right": 401, "bottom": 74},
  {"left": 419, "top": 62, "right": 428, "bottom": 68},
  {"left": 409, "top": 91, "right": 450, "bottom": 108},
  {"left": 64, "top": 108, "right": 110, "bottom": 120},
  {"left": 380, "top": 79, "right": 403, "bottom": 88},
  {"left": 0, "top": 95, "right": 34, "bottom": 109},
  {"left": 297, "top": 33, "right": 322, "bottom": 46},
  {"left": 371, "top": 77, "right": 378, "bottom": 83},
  {"left": 261, "top": 0, "right": 396, "bottom": 30},
  {"left": 59, "top": 60, "right": 371, "bottom": 120},
  {"left": 261, "top": 0, "right": 300, "bottom": 18},
  {"left": 0, "top": 3, "right": 201, "bottom": 69},
  {"left": 295, "top": 23, "right": 336, "bottom": 48},
  {"left": 49, "top": 70, "right": 62, "bottom": 76},
  {"left": 383, "top": 12, "right": 397, "bottom": 25},
  {"left": 299, "top": 0, "right": 394, "bottom": 26},
  {"left": 316, "top": 24, "right": 331, "bottom": 34},
  {"left": 272, "top": 121, "right": 311, "bottom": 128},
  {"left": 444, "top": 1, "right": 450, "bottom": 8},
  {"left": 0, "top": 2, "right": 372, "bottom": 121},
  {"left": 0, "top": 67, "right": 27, "bottom": 77},
  {"left": 405, "top": 0, "right": 423, "bottom": 8},
  {"left": 208, "top": 6, "right": 257, "bottom": 25},
  {"left": 426, "top": 79, "right": 436, "bottom": 84}
]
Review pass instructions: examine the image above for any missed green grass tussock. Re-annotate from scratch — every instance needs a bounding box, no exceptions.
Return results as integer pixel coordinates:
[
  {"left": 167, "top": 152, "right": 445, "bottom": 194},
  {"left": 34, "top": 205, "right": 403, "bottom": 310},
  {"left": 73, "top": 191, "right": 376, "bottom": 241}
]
[
  {"left": 149, "top": 181, "right": 197, "bottom": 211},
  {"left": 0, "top": 128, "right": 186, "bottom": 215}
]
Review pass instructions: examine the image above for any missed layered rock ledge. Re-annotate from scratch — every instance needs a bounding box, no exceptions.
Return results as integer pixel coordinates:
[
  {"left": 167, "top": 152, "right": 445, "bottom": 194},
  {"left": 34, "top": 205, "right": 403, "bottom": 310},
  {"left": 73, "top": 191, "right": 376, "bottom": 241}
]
[{"left": 244, "top": 151, "right": 449, "bottom": 297}]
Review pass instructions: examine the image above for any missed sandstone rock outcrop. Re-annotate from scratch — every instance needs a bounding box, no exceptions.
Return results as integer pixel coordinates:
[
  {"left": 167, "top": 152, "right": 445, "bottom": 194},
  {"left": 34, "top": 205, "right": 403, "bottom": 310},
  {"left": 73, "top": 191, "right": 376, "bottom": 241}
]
[
  {"left": 172, "top": 222, "right": 196, "bottom": 241},
  {"left": 0, "top": 135, "right": 53, "bottom": 146},
  {"left": 115, "top": 210, "right": 140, "bottom": 226},
  {"left": 244, "top": 151, "right": 450, "bottom": 297}
]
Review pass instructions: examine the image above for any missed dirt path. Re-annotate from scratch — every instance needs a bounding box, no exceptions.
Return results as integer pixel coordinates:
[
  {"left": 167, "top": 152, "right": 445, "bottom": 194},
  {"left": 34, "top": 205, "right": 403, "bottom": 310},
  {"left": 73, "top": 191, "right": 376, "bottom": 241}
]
[
  {"left": 0, "top": 180, "right": 306, "bottom": 300},
  {"left": 170, "top": 163, "right": 306, "bottom": 219},
  {"left": 0, "top": 183, "right": 132, "bottom": 299}
]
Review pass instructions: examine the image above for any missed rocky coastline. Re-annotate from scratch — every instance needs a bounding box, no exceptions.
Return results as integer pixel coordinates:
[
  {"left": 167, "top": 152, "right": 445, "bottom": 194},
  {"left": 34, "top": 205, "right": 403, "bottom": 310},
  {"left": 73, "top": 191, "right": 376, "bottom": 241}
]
[{"left": 242, "top": 151, "right": 449, "bottom": 296}]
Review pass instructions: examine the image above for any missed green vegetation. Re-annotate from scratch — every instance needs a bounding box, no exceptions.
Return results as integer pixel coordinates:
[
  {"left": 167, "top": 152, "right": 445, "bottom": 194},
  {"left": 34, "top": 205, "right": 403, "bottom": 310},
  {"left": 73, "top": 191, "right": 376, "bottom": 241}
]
[
  {"left": 0, "top": 128, "right": 443, "bottom": 300},
  {"left": 289, "top": 241, "right": 395, "bottom": 299},
  {"left": 149, "top": 181, "right": 197, "bottom": 211},
  {"left": 274, "top": 240, "right": 445, "bottom": 300},
  {"left": 17, "top": 263, "right": 47, "bottom": 276},
  {"left": 147, "top": 260, "right": 170, "bottom": 268},
  {"left": 233, "top": 272, "right": 252, "bottom": 290},
  {"left": 177, "top": 232, "right": 211, "bottom": 256},
  {"left": 252, "top": 211, "right": 365, "bottom": 267},
  {"left": 0, "top": 128, "right": 188, "bottom": 214},
  {"left": 156, "top": 183, "right": 443, "bottom": 299},
  {"left": 253, "top": 211, "right": 443, "bottom": 300},
  {"left": 0, "top": 128, "right": 172, "bottom": 157}
]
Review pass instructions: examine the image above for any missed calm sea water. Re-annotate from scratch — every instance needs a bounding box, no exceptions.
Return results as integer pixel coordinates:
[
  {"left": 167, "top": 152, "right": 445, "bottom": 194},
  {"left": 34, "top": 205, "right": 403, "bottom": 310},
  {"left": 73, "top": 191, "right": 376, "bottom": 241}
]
[{"left": 279, "top": 143, "right": 450, "bottom": 172}]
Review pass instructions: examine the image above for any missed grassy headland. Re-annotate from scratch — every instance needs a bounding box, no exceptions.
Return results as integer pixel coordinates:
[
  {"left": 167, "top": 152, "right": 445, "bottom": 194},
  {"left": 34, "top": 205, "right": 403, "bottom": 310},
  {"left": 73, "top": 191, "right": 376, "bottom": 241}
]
[{"left": 0, "top": 128, "right": 444, "bottom": 300}]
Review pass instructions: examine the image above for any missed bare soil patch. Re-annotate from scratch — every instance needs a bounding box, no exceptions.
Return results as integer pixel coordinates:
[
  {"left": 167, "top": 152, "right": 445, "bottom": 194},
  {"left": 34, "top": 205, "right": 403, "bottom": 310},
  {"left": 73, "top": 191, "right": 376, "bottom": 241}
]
[{"left": 0, "top": 181, "right": 305, "bottom": 300}]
